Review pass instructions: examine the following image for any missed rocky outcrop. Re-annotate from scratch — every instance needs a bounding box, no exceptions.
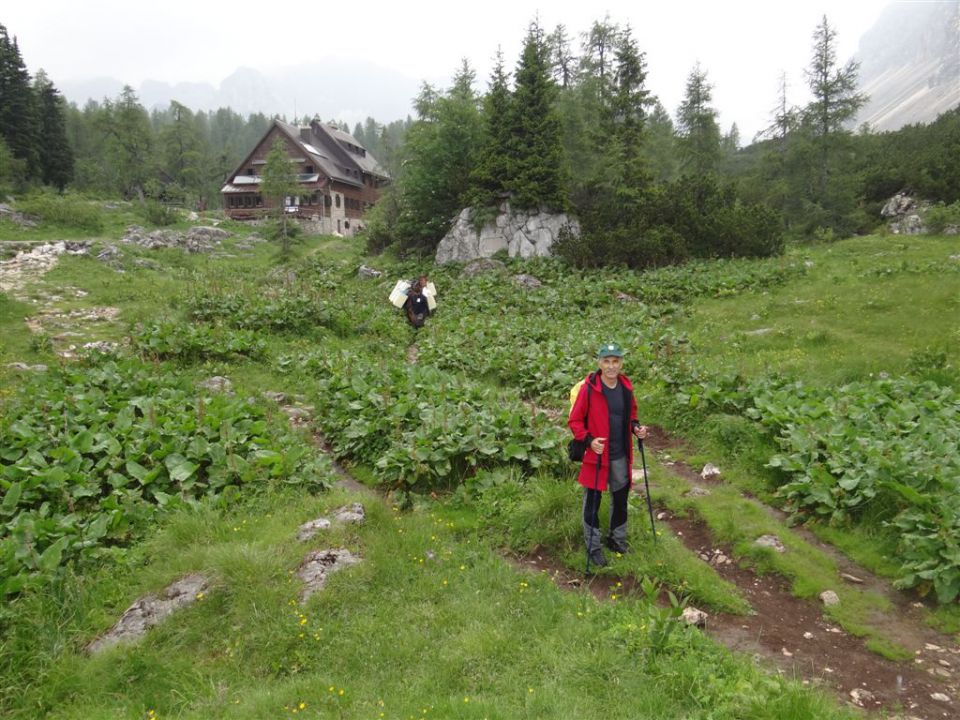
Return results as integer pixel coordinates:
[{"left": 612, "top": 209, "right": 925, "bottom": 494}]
[{"left": 436, "top": 203, "right": 580, "bottom": 265}]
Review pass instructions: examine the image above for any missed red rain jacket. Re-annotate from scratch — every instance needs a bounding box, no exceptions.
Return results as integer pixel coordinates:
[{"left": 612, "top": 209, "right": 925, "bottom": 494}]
[{"left": 567, "top": 372, "right": 638, "bottom": 491}]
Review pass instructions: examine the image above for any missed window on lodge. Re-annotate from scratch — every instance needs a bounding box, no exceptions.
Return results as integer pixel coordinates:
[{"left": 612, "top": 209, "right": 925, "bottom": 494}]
[{"left": 305, "top": 165, "right": 314, "bottom": 173}]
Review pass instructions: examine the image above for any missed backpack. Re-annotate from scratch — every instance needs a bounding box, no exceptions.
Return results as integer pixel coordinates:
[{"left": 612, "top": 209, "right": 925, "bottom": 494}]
[{"left": 567, "top": 374, "right": 593, "bottom": 461}]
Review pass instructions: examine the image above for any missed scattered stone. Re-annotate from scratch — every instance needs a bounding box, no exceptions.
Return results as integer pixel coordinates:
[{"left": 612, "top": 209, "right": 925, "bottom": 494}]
[
  {"left": 939, "top": 659, "right": 952, "bottom": 667},
  {"left": 754, "top": 535, "right": 786, "bottom": 553},
  {"left": 86, "top": 574, "right": 210, "bottom": 654},
  {"left": 197, "top": 376, "right": 234, "bottom": 394},
  {"left": 81, "top": 340, "right": 120, "bottom": 354},
  {"left": 926, "top": 643, "right": 944, "bottom": 652},
  {"left": 849, "top": 688, "right": 875, "bottom": 706},
  {"left": 685, "top": 486, "right": 711, "bottom": 498},
  {"left": 333, "top": 503, "right": 365, "bottom": 525},
  {"left": 819, "top": 590, "right": 841, "bottom": 607},
  {"left": 358, "top": 264, "right": 382, "bottom": 279},
  {"left": 615, "top": 291, "right": 638, "bottom": 302},
  {"left": 297, "top": 518, "right": 332, "bottom": 541},
  {"left": 656, "top": 511, "right": 669, "bottom": 521},
  {"left": 931, "top": 692, "right": 951, "bottom": 703},
  {"left": 803, "top": 632, "right": 814, "bottom": 639},
  {"left": 512, "top": 273, "right": 542, "bottom": 289},
  {"left": 120, "top": 225, "right": 230, "bottom": 253},
  {"left": 262, "top": 391, "right": 289, "bottom": 404},
  {"left": 5, "top": 362, "right": 47, "bottom": 371},
  {"left": 96, "top": 244, "right": 122, "bottom": 263},
  {"left": 296, "top": 504, "right": 365, "bottom": 542},
  {"left": 282, "top": 406, "right": 313, "bottom": 427},
  {"left": 700, "top": 463, "right": 721, "bottom": 480},
  {"left": 0, "top": 203, "right": 38, "bottom": 228},
  {"left": 744, "top": 327, "right": 773, "bottom": 336},
  {"left": 781, "top": 648, "right": 793, "bottom": 657},
  {"left": 297, "top": 549, "right": 361, "bottom": 603},
  {"left": 681, "top": 607, "right": 708, "bottom": 627},
  {"left": 840, "top": 572, "right": 864, "bottom": 584}
]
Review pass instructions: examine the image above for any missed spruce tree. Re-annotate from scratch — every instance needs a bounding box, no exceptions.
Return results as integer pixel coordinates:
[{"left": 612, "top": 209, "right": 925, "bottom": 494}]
[
  {"left": 509, "top": 20, "right": 567, "bottom": 211},
  {"left": 0, "top": 24, "right": 39, "bottom": 181},
  {"left": 33, "top": 70, "right": 74, "bottom": 190},
  {"left": 469, "top": 49, "right": 514, "bottom": 209},
  {"left": 675, "top": 63, "right": 722, "bottom": 177}
]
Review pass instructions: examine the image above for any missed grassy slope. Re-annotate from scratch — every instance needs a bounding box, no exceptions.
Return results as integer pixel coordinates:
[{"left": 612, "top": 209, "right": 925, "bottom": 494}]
[{"left": 8, "top": 220, "right": 956, "bottom": 717}]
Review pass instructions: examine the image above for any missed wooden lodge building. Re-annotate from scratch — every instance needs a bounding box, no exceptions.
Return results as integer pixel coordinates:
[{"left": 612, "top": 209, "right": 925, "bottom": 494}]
[{"left": 220, "top": 118, "right": 390, "bottom": 236}]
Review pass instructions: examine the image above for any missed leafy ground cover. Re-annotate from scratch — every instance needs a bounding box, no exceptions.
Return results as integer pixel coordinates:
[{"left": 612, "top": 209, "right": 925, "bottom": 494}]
[{"left": 2, "top": 212, "right": 958, "bottom": 717}]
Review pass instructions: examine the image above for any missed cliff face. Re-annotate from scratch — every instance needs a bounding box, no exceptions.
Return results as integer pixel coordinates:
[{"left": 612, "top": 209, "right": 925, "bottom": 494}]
[{"left": 854, "top": 1, "right": 960, "bottom": 131}]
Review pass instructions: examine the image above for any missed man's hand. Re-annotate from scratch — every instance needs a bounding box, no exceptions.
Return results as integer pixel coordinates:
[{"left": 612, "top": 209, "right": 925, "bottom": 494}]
[
  {"left": 590, "top": 437, "right": 606, "bottom": 455},
  {"left": 633, "top": 424, "right": 649, "bottom": 440}
]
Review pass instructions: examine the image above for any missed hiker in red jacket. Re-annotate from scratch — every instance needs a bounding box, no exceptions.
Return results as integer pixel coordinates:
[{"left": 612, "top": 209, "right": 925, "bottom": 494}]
[{"left": 568, "top": 342, "right": 648, "bottom": 568}]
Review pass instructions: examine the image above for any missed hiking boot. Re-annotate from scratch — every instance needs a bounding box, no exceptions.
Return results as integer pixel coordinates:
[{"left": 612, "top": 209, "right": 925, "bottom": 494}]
[
  {"left": 606, "top": 537, "right": 630, "bottom": 555},
  {"left": 588, "top": 548, "right": 607, "bottom": 567}
]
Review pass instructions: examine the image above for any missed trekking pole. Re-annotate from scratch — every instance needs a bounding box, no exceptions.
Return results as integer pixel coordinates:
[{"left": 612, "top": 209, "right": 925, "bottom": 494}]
[{"left": 638, "top": 437, "right": 657, "bottom": 545}]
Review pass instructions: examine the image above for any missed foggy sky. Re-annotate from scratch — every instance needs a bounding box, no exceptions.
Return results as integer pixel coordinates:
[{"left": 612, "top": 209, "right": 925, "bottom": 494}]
[{"left": 4, "top": 0, "right": 899, "bottom": 140}]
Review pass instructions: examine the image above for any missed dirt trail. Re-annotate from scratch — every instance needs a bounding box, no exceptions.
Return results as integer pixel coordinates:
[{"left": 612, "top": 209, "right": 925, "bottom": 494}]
[{"left": 642, "top": 426, "right": 958, "bottom": 718}]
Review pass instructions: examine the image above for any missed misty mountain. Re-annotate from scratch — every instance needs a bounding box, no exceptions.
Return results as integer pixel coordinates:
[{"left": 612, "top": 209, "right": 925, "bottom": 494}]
[
  {"left": 59, "top": 58, "right": 427, "bottom": 126},
  {"left": 853, "top": 0, "right": 960, "bottom": 132}
]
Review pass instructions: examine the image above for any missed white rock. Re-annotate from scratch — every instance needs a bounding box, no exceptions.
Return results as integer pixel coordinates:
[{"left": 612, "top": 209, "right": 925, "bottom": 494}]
[
  {"left": 700, "top": 463, "right": 721, "bottom": 479},
  {"left": 819, "top": 590, "right": 841, "bottom": 607},
  {"left": 754, "top": 535, "right": 786, "bottom": 553},
  {"left": 681, "top": 607, "right": 708, "bottom": 627},
  {"left": 931, "top": 692, "right": 951, "bottom": 703}
]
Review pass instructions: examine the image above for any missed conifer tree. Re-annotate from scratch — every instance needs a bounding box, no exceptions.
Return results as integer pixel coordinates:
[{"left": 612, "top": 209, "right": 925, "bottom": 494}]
[
  {"left": 802, "top": 15, "right": 867, "bottom": 214},
  {"left": 469, "top": 49, "right": 514, "bottom": 209},
  {"left": 547, "top": 24, "right": 576, "bottom": 89},
  {"left": 509, "top": 20, "right": 567, "bottom": 210},
  {"left": 0, "top": 24, "right": 39, "bottom": 180},
  {"left": 675, "top": 63, "right": 722, "bottom": 177},
  {"left": 260, "top": 137, "right": 299, "bottom": 252},
  {"left": 33, "top": 70, "right": 74, "bottom": 190}
]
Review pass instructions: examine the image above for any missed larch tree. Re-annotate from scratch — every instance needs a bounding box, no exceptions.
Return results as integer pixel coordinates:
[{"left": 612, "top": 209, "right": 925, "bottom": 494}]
[
  {"left": 99, "top": 86, "right": 154, "bottom": 199},
  {"left": 260, "top": 137, "right": 299, "bottom": 253},
  {"left": 802, "top": 15, "right": 867, "bottom": 208}
]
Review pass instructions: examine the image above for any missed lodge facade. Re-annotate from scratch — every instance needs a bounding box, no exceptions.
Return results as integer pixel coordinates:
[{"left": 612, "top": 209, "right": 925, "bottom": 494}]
[{"left": 220, "top": 118, "right": 390, "bottom": 236}]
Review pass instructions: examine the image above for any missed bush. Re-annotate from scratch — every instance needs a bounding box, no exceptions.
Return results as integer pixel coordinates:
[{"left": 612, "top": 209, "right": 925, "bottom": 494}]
[
  {"left": 138, "top": 200, "right": 179, "bottom": 227},
  {"left": 924, "top": 200, "right": 960, "bottom": 234},
  {"left": 14, "top": 191, "right": 104, "bottom": 232}
]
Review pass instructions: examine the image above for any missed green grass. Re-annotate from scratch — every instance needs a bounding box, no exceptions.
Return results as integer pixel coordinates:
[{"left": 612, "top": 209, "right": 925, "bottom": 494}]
[
  {"left": 1, "top": 489, "right": 852, "bottom": 720},
  {"left": 4, "top": 223, "right": 951, "bottom": 718},
  {"left": 678, "top": 236, "right": 960, "bottom": 384}
]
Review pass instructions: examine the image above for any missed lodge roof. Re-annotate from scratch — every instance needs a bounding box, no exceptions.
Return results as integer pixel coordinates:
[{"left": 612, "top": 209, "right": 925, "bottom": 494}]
[{"left": 223, "top": 117, "right": 389, "bottom": 193}]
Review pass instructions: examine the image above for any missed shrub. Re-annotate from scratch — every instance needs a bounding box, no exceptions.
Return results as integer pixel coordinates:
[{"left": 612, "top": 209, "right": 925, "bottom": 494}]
[
  {"left": 15, "top": 191, "right": 104, "bottom": 232},
  {"left": 924, "top": 200, "right": 960, "bottom": 234},
  {"left": 138, "top": 200, "right": 179, "bottom": 227}
]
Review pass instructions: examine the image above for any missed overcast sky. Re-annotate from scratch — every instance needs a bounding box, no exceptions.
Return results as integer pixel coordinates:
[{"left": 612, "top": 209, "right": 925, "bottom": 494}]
[{"left": 5, "top": 0, "right": 900, "bottom": 140}]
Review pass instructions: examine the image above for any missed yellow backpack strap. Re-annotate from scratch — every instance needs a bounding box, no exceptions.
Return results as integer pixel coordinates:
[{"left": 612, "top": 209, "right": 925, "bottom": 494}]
[{"left": 568, "top": 380, "right": 584, "bottom": 414}]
